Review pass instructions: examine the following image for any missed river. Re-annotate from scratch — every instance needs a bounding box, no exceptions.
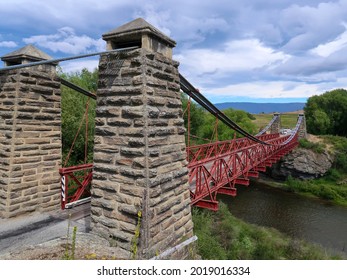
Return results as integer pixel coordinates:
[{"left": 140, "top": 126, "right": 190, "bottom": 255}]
[{"left": 219, "top": 179, "right": 347, "bottom": 256}]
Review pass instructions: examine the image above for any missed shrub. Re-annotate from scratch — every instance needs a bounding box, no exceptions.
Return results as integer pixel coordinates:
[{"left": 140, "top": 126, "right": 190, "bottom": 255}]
[{"left": 298, "top": 138, "right": 325, "bottom": 154}]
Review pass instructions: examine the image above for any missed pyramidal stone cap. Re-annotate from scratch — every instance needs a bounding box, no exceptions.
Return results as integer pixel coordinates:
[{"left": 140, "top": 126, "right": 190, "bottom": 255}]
[
  {"left": 1, "top": 44, "right": 54, "bottom": 66},
  {"left": 103, "top": 18, "right": 176, "bottom": 58}
]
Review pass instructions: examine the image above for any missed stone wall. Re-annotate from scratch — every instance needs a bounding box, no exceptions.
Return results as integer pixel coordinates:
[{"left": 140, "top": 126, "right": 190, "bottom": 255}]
[
  {"left": 0, "top": 66, "right": 61, "bottom": 218},
  {"left": 270, "top": 113, "right": 281, "bottom": 134},
  {"left": 298, "top": 114, "right": 307, "bottom": 139},
  {"left": 91, "top": 49, "right": 194, "bottom": 259},
  {"left": 270, "top": 147, "right": 333, "bottom": 180}
]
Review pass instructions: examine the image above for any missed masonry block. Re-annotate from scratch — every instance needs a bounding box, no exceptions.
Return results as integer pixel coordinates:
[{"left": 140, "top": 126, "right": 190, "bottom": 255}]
[
  {"left": 0, "top": 45, "right": 61, "bottom": 218},
  {"left": 91, "top": 18, "right": 194, "bottom": 259}
]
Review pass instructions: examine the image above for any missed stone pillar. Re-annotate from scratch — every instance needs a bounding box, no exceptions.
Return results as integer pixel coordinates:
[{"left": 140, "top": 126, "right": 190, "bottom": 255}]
[
  {"left": 270, "top": 113, "right": 281, "bottom": 134},
  {"left": 298, "top": 113, "right": 307, "bottom": 139},
  {"left": 91, "top": 18, "right": 194, "bottom": 259},
  {"left": 0, "top": 45, "right": 61, "bottom": 218}
]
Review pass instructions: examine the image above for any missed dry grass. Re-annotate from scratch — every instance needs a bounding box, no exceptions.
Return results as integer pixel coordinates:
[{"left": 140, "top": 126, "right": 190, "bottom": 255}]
[{"left": 252, "top": 113, "right": 299, "bottom": 131}]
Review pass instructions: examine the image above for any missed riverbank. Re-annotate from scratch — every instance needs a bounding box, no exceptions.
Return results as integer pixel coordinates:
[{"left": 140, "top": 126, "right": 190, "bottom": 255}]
[
  {"left": 192, "top": 202, "right": 342, "bottom": 260},
  {"left": 258, "top": 134, "right": 347, "bottom": 207},
  {"left": 255, "top": 172, "right": 347, "bottom": 207}
]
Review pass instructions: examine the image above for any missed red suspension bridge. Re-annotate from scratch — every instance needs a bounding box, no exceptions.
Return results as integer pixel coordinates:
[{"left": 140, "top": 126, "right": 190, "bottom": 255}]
[
  {"left": 59, "top": 73, "right": 304, "bottom": 211},
  {"left": 0, "top": 45, "right": 303, "bottom": 212}
]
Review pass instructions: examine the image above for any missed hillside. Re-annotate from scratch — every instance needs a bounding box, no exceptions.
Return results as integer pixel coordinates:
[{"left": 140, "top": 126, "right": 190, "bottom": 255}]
[{"left": 215, "top": 102, "right": 305, "bottom": 114}]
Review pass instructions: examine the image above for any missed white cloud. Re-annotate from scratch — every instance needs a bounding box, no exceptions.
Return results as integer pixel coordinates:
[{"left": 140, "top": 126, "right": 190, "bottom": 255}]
[
  {"left": 273, "top": 44, "right": 347, "bottom": 77},
  {"left": 279, "top": 1, "right": 347, "bottom": 54},
  {"left": 209, "top": 81, "right": 312, "bottom": 99},
  {"left": 134, "top": 3, "right": 229, "bottom": 47},
  {"left": 1, "top": 0, "right": 347, "bottom": 101},
  {"left": 0, "top": 41, "right": 17, "bottom": 48},
  {"left": 134, "top": 4, "right": 172, "bottom": 36},
  {"left": 59, "top": 59, "right": 99, "bottom": 73},
  {"left": 311, "top": 23, "right": 347, "bottom": 57},
  {"left": 205, "top": 80, "right": 332, "bottom": 100},
  {"left": 175, "top": 39, "right": 289, "bottom": 81},
  {"left": 23, "top": 27, "right": 105, "bottom": 55}
]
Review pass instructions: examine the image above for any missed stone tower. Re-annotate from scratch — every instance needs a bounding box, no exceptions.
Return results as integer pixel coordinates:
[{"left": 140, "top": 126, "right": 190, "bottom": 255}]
[
  {"left": 0, "top": 45, "right": 61, "bottom": 218},
  {"left": 90, "top": 18, "right": 194, "bottom": 259},
  {"left": 298, "top": 113, "right": 307, "bottom": 139},
  {"left": 270, "top": 113, "right": 281, "bottom": 134}
]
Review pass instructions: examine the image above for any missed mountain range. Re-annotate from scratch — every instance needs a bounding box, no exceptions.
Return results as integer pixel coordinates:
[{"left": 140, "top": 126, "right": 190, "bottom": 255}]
[{"left": 214, "top": 102, "right": 306, "bottom": 114}]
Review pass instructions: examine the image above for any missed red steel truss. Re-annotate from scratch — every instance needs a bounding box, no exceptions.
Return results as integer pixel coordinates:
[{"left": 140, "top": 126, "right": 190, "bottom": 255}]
[
  {"left": 59, "top": 164, "right": 93, "bottom": 209},
  {"left": 58, "top": 133, "right": 299, "bottom": 210},
  {"left": 187, "top": 133, "right": 278, "bottom": 164},
  {"left": 188, "top": 133, "right": 298, "bottom": 210}
]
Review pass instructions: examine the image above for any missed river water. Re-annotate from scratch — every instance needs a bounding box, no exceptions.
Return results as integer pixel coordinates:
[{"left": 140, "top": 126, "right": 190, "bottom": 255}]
[{"left": 219, "top": 179, "right": 347, "bottom": 256}]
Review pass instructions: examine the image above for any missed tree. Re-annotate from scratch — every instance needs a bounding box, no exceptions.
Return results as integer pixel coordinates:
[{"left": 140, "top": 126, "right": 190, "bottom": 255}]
[
  {"left": 304, "top": 89, "right": 347, "bottom": 136},
  {"left": 60, "top": 68, "right": 98, "bottom": 166},
  {"left": 196, "top": 108, "right": 257, "bottom": 142},
  {"left": 306, "top": 110, "right": 330, "bottom": 135},
  {"left": 181, "top": 93, "right": 207, "bottom": 142}
]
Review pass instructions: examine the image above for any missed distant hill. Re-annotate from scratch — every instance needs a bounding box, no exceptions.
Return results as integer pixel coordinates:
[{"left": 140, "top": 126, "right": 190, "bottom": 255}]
[{"left": 214, "top": 102, "right": 305, "bottom": 114}]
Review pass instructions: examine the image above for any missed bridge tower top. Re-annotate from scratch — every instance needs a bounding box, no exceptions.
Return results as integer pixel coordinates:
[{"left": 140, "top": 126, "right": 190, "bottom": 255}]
[
  {"left": 102, "top": 17, "right": 176, "bottom": 59},
  {"left": 1, "top": 44, "right": 53, "bottom": 66}
]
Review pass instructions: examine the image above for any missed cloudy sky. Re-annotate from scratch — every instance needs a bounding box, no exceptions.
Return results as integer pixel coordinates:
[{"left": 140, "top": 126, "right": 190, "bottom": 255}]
[{"left": 1, "top": 0, "right": 347, "bottom": 103}]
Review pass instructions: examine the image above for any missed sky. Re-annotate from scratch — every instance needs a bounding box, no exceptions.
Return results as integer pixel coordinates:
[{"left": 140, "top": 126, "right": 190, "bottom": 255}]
[{"left": 1, "top": 0, "right": 347, "bottom": 103}]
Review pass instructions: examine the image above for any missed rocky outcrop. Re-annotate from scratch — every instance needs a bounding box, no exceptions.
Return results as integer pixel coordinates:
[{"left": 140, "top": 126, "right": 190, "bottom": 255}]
[{"left": 269, "top": 148, "right": 334, "bottom": 180}]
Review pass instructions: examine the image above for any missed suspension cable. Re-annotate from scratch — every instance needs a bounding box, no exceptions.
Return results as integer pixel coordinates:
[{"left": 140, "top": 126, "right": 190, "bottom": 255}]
[
  {"left": 61, "top": 78, "right": 96, "bottom": 100},
  {"left": 0, "top": 46, "right": 138, "bottom": 72},
  {"left": 187, "top": 97, "right": 191, "bottom": 148},
  {"left": 179, "top": 74, "right": 270, "bottom": 145},
  {"left": 255, "top": 114, "right": 279, "bottom": 136},
  {"left": 84, "top": 98, "right": 90, "bottom": 164}
]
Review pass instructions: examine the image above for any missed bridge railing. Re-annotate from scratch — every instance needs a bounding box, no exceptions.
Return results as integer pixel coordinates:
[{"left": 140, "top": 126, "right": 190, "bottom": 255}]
[
  {"left": 189, "top": 133, "right": 298, "bottom": 210},
  {"left": 187, "top": 133, "right": 280, "bottom": 166}
]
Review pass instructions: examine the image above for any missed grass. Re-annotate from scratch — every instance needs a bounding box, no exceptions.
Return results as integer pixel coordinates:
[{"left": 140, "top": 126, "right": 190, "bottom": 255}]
[
  {"left": 252, "top": 113, "right": 299, "bottom": 131},
  {"left": 63, "top": 225, "right": 77, "bottom": 260},
  {"left": 284, "top": 173, "right": 347, "bottom": 207},
  {"left": 251, "top": 114, "right": 273, "bottom": 130},
  {"left": 298, "top": 138, "right": 325, "bottom": 153},
  {"left": 192, "top": 202, "right": 342, "bottom": 260}
]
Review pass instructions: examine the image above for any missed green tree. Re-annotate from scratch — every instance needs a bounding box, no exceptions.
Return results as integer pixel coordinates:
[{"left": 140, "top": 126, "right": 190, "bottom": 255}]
[
  {"left": 306, "top": 110, "right": 330, "bottom": 135},
  {"left": 304, "top": 89, "right": 347, "bottom": 136},
  {"left": 181, "top": 94, "right": 208, "bottom": 144},
  {"left": 181, "top": 94, "right": 257, "bottom": 144},
  {"left": 197, "top": 108, "right": 257, "bottom": 142},
  {"left": 60, "top": 68, "right": 98, "bottom": 166}
]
